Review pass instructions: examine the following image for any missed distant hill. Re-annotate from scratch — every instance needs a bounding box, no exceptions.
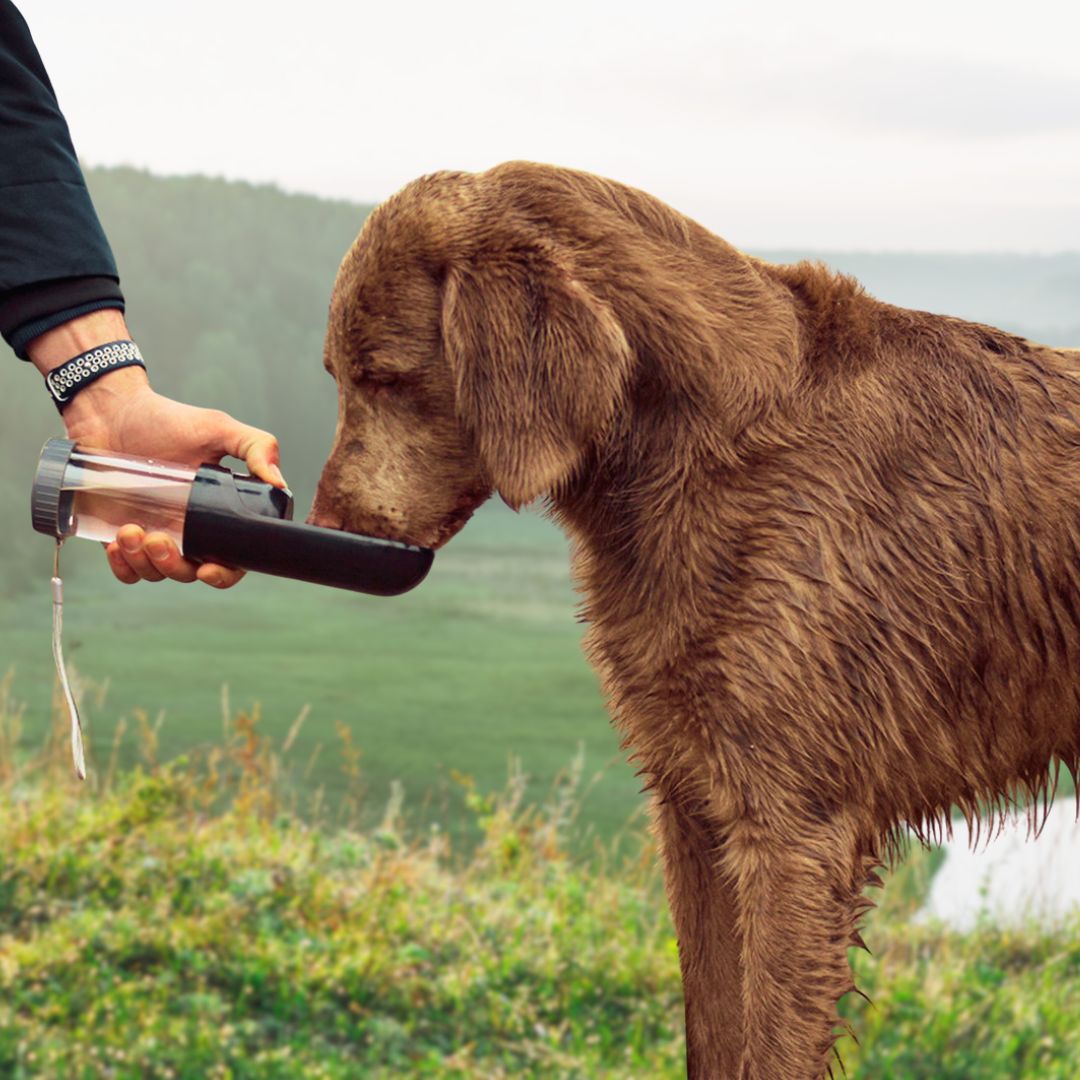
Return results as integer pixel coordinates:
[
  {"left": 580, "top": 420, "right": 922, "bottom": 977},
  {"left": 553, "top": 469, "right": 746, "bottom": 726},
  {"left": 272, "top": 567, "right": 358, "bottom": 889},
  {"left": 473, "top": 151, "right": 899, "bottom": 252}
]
[
  {"left": 84, "top": 166, "right": 373, "bottom": 493},
  {"left": 752, "top": 251, "right": 1080, "bottom": 348},
  {"left": 0, "top": 166, "right": 1076, "bottom": 592}
]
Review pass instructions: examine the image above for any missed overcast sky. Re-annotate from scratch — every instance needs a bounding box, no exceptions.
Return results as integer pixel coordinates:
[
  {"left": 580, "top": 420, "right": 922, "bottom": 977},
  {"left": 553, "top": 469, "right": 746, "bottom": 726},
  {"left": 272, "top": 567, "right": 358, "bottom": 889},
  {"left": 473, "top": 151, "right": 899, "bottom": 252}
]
[{"left": 18, "top": 0, "right": 1080, "bottom": 252}]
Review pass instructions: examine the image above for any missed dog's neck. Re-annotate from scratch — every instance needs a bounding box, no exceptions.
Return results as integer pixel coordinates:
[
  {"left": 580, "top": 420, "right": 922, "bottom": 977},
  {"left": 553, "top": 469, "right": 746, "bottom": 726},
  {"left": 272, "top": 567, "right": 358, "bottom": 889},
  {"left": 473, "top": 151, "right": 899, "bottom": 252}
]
[
  {"left": 541, "top": 254, "right": 865, "bottom": 658},
  {"left": 549, "top": 258, "right": 801, "bottom": 537},
  {"left": 545, "top": 375, "right": 763, "bottom": 661},
  {"left": 543, "top": 259, "right": 871, "bottom": 655}
]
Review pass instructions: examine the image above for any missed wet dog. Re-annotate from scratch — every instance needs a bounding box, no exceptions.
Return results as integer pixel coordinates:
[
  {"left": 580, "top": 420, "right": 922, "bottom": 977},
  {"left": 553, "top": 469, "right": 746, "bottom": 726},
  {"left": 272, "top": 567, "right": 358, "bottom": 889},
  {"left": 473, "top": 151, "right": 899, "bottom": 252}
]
[{"left": 310, "top": 160, "right": 1080, "bottom": 1078}]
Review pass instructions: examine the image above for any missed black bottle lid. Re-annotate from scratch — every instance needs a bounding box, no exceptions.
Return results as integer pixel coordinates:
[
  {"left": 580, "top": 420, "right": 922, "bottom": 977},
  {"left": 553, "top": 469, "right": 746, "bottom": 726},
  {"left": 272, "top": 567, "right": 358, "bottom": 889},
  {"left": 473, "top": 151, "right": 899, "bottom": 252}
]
[{"left": 30, "top": 437, "right": 77, "bottom": 538}]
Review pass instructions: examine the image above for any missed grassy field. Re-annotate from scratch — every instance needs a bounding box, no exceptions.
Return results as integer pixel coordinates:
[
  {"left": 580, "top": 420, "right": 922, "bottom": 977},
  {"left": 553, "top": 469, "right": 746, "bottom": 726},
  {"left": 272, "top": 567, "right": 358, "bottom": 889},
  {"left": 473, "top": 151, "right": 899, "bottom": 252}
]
[
  {"left": 3, "top": 724, "right": 1080, "bottom": 1079},
  {"left": 1, "top": 500, "right": 643, "bottom": 845}
]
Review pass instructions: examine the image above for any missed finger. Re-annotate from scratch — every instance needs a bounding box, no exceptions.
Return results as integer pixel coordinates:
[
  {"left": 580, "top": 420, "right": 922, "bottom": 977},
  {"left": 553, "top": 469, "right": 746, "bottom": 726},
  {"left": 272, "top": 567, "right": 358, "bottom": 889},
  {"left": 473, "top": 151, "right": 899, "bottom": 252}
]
[
  {"left": 104, "top": 541, "right": 140, "bottom": 585},
  {"left": 196, "top": 562, "right": 246, "bottom": 590},
  {"left": 219, "top": 421, "right": 287, "bottom": 490},
  {"left": 115, "top": 524, "right": 166, "bottom": 582},
  {"left": 142, "top": 531, "right": 200, "bottom": 583}
]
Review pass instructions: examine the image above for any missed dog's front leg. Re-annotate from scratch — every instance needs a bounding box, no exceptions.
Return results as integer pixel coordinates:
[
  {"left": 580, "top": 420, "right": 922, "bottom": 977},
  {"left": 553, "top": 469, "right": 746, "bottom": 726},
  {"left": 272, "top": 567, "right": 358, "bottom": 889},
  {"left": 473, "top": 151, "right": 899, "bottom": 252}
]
[
  {"left": 658, "top": 792, "right": 872, "bottom": 1079},
  {"left": 655, "top": 796, "right": 746, "bottom": 1079},
  {"left": 720, "top": 807, "right": 871, "bottom": 1080}
]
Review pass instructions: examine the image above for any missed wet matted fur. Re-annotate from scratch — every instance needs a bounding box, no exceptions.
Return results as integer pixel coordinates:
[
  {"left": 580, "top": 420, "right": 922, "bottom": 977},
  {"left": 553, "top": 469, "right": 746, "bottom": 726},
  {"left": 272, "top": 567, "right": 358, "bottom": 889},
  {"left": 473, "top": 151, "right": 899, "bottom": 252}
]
[{"left": 309, "top": 160, "right": 1080, "bottom": 1079}]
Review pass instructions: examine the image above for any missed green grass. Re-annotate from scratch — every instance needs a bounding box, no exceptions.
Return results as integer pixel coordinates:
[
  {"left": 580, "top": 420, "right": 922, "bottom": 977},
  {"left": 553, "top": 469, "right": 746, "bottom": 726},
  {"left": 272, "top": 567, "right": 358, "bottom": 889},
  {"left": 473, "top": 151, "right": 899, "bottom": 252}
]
[
  {"left": 0, "top": 753, "right": 682, "bottom": 1078},
  {"left": 1, "top": 501, "right": 642, "bottom": 846},
  {"left": 4, "top": 712, "right": 1080, "bottom": 1079}
]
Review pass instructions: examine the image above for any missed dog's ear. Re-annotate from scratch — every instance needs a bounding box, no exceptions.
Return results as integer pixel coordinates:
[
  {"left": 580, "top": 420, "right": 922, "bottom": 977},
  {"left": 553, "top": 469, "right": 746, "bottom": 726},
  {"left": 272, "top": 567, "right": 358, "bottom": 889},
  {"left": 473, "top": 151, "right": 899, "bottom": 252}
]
[{"left": 441, "top": 248, "right": 633, "bottom": 509}]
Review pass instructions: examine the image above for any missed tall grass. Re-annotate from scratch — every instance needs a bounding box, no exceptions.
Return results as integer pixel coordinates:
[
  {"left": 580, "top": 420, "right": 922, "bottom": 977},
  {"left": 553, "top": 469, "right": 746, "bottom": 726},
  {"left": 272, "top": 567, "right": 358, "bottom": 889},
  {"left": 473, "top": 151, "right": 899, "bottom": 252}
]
[{"left": 3, "top": 670, "right": 1080, "bottom": 1078}]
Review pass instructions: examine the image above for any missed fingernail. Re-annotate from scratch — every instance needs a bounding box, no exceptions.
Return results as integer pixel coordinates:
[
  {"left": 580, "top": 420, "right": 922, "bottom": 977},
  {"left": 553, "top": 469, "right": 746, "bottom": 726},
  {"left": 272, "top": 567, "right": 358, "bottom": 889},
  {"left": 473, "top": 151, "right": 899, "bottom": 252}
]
[
  {"left": 205, "top": 571, "right": 223, "bottom": 587},
  {"left": 271, "top": 466, "right": 286, "bottom": 488},
  {"left": 120, "top": 533, "right": 141, "bottom": 554},
  {"left": 146, "top": 540, "right": 169, "bottom": 560}
]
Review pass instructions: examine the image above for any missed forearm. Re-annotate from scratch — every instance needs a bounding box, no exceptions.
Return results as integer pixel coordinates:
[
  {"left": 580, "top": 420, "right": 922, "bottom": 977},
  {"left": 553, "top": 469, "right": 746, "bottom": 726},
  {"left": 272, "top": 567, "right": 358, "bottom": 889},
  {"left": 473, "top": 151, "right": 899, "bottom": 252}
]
[{"left": 24, "top": 307, "right": 284, "bottom": 591}]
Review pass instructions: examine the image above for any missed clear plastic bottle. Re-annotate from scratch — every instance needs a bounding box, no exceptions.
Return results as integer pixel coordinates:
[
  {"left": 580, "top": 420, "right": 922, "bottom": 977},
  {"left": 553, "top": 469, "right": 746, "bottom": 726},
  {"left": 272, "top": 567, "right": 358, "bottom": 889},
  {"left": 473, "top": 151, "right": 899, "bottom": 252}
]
[{"left": 36, "top": 442, "right": 197, "bottom": 552}]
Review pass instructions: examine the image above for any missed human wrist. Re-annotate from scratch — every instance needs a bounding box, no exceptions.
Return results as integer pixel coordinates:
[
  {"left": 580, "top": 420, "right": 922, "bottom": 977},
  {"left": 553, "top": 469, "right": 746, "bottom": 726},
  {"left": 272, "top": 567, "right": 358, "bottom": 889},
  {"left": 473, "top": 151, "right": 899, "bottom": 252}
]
[
  {"left": 27, "top": 308, "right": 133, "bottom": 373},
  {"left": 61, "top": 364, "right": 152, "bottom": 439},
  {"left": 25, "top": 310, "right": 151, "bottom": 431}
]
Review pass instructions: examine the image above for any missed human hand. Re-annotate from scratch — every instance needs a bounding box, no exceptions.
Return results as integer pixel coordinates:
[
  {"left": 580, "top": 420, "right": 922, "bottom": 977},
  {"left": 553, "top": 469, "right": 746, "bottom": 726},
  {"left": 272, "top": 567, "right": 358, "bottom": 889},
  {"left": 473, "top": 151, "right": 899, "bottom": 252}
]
[
  {"left": 29, "top": 311, "right": 287, "bottom": 588},
  {"left": 69, "top": 378, "right": 285, "bottom": 588}
]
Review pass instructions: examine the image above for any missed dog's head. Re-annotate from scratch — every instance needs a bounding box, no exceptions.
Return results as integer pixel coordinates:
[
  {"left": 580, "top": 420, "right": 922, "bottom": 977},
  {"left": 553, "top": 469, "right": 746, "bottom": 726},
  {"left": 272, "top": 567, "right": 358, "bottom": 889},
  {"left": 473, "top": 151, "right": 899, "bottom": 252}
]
[{"left": 308, "top": 163, "right": 635, "bottom": 548}]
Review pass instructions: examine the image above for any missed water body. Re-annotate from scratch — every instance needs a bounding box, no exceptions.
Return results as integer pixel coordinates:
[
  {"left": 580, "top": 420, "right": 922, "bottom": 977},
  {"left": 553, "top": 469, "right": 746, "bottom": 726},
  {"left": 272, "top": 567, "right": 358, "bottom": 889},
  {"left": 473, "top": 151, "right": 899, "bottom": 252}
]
[{"left": 915, "top": 798, "right": 1080, "bottom": 932}]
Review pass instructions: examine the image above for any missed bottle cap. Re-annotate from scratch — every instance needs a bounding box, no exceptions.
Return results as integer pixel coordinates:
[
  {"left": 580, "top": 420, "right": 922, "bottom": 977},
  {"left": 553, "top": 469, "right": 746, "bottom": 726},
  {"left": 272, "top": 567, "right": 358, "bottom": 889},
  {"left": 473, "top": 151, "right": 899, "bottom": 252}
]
[{"left": 31, "top": 437, "right": 77, "bottom": 538}]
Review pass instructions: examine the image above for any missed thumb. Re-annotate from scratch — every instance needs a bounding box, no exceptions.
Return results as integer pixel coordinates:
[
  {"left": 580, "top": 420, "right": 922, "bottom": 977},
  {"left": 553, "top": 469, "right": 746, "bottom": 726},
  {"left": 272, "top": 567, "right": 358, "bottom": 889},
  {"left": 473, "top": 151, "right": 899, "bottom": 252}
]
[{"left": 217, "top": 418, "right": 288, "bottom": 489}]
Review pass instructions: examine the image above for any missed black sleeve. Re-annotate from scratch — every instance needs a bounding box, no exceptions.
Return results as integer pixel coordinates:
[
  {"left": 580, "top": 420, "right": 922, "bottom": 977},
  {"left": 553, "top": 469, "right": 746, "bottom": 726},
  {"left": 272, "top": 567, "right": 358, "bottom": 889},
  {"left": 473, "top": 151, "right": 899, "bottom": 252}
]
[{"left": 0, "top": 1, "right": 125, "bottom": 359}]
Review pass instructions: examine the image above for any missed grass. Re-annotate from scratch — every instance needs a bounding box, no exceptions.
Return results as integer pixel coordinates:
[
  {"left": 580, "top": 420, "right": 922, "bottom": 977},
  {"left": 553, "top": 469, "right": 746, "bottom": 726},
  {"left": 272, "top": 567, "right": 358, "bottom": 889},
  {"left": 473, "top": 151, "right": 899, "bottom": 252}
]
[
  {"left": 4, "top": 688, "right": 1080, "bottom": 1077},
  {"left": 0, "top": 686, "right": 683, "bottom": 1078}
]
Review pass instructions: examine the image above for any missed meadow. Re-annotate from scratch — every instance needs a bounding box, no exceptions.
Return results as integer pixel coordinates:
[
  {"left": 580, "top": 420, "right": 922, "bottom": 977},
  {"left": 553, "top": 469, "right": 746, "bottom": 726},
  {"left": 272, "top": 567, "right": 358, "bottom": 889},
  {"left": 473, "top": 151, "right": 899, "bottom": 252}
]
[
  {"left": 1, "top": 499, "right": 645, "bottom": 846},
  {"left": 3, "top": 700, "right": 1080, "bottom": 1078}
]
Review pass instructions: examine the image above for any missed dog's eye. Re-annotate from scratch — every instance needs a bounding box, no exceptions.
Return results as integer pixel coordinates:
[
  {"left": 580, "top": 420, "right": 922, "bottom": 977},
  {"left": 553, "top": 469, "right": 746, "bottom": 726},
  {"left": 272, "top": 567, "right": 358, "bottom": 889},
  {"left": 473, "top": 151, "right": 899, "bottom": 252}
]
[
  {"left": 347, "top": 348, "right": 411, "bottom": 390},
  {"left": 349, "top": 364, "right": 404, "bottom": 389}
]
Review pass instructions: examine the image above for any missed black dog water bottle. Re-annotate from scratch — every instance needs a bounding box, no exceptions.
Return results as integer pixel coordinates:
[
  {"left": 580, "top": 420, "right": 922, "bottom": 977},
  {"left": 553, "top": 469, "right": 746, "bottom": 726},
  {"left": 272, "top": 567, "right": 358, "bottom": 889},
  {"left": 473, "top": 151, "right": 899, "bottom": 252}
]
[{"left": 30, "top": 438, "right": 434, "bottom": 595}]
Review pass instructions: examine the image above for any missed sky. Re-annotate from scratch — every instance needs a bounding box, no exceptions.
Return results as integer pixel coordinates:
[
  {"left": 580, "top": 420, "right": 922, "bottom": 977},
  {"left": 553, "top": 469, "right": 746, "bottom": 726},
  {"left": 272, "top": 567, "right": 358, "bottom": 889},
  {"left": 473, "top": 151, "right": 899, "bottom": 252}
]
[{"left": 17, "top": 0, "right": 1080, "bottom": 252}]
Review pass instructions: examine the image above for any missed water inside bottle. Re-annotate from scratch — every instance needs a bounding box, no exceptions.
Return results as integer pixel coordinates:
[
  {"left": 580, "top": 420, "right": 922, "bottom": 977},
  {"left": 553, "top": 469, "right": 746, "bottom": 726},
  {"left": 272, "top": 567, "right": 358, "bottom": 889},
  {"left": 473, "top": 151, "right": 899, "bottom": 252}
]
[{"left": 63, "top": 449, "right": 196, "bottom": 552}]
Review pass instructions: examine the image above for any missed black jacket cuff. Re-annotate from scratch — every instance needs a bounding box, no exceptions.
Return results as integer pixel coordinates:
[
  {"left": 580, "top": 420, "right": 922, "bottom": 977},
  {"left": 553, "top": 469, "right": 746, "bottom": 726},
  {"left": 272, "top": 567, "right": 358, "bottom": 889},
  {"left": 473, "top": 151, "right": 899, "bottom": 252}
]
[{"left": 0, "top": 274, "right": 125, "bottom": 358}]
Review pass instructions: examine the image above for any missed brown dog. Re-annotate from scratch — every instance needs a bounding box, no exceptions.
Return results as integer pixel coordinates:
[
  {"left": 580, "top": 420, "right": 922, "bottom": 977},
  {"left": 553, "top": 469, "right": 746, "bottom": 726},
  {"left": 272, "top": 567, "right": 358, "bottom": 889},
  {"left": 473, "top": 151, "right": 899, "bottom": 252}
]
[{"left": 309, "top": 160, "right": 1080, "bottom": 1079}]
